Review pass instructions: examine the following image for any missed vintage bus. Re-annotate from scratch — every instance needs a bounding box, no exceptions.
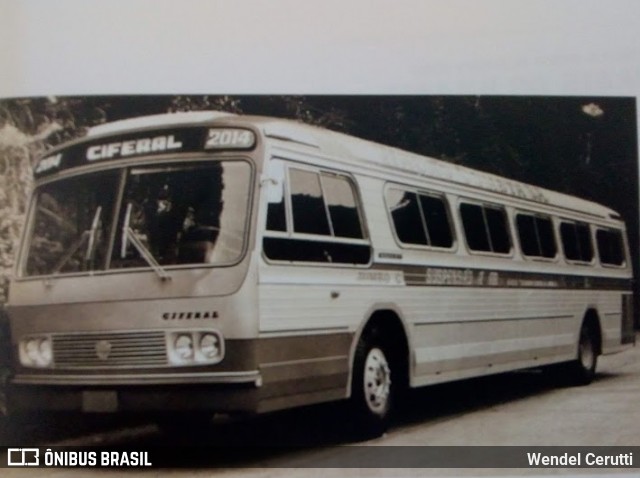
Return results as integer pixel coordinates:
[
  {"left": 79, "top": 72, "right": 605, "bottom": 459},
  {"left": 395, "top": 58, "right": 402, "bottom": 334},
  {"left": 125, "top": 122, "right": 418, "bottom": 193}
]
[{"left": 5, "top": 111, "right": 635, "bottom": 434}]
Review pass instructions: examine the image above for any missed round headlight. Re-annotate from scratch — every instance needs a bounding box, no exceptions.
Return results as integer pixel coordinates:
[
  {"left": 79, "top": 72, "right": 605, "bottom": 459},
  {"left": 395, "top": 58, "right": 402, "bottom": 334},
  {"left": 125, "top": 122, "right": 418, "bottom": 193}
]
[
  {"left": 38, "top": 338, "right": 53, "bottom": 365},
  {"left": 199, "top": 333, "right": 221, "bottom": 360},
  {"left": 25, "top": 338, "right": 40, "bottom": 362},
  {"left": 174, "top": 334, "right": 194, "bottom": 360}
]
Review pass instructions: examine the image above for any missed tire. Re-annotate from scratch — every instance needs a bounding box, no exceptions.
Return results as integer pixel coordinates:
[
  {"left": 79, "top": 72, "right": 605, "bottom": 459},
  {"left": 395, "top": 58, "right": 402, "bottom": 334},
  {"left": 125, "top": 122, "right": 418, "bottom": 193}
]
[
  {"left": 567, "top": 322, "right": 598, "bottom": 386},
  {"left": 349, "top": 329, "right": 397, "bottom": 438}
]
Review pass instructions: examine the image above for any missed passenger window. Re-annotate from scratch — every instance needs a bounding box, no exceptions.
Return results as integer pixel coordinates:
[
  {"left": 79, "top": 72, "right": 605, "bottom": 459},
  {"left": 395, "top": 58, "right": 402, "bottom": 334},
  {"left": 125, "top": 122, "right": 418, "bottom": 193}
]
[
  {"left": 386, "top": 188, "right": 453, "bottom": 249},
  {"left": 485, "top": 207, "right": 511, "bottom": 253},
  {"left": 322, "top": 174, "right": 364, "bottom": 239},
  {"left": 517, "top": 215, "right": 537, "bottom": 256},
  {"left": 265, "top": 161, "right": 287, "bottom": 232},
  {"left": 460, "top": 202, "right": 511, "bottom": 254},
  {"left": 460, "top": 203, "right": 490, "bottom": 251},
  {"left": 419, "top": 194, "right": 454, "bottom": 248},
  {"left": 560, "top": 221, "right": 594, "bottom": 263},
  {"left": 266, "top": 197, "right": 287, "bottom": 232},
  {"left": 537, "top": 216, "right": 557, "bottom": 258},
  {"left": 516, "top": 213, "right": 557, "bottom": 258},
  {"left": 387, "top": 189, "right": 428, "bottom": 245},
  {"left": 263, "top": 165, "right": 370, "bottom": 265},
  {"left": 596, "top": 228, "right": 625, "bottom": 266},
  {"left": 290, "top": 169, "right": 331, "bottom": 235}
]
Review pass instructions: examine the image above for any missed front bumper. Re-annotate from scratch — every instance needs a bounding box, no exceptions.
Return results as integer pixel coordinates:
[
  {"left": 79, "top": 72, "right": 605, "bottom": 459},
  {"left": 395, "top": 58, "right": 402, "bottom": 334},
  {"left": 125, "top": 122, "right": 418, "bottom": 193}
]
[
  {"left": 11, "top": 369, "right": 261, "bottom": 386},
  {"left": 7, "top": 379, "right": 260, "bottom": 414}
]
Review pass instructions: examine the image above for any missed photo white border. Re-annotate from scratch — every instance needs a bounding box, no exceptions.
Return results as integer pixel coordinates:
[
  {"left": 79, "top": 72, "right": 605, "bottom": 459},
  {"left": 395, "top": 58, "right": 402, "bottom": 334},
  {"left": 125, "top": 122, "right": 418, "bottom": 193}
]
[
  {"left": 1, "top": 0, "right": 639, "bottom": 97},
  {"left": 3, "top": 1, "right": 639, "bottom": 215}
]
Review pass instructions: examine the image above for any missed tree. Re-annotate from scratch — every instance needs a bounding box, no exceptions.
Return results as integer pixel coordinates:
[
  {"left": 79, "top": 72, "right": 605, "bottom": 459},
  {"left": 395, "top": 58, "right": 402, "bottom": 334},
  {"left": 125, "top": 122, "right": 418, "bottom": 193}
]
[
  {"left": 0, "top": 95, "right": 637, "bottom": 311},
  {"left": 0, "top": 124, "right": 33, "bottom": 302}
]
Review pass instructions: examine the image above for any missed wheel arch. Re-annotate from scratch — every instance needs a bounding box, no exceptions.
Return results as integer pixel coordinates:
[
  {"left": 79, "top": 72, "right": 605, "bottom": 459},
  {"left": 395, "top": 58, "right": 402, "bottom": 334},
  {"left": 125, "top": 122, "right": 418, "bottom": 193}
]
[
  {"left": 581, "top": 307, "right": 603, "bottom": 357},
  {"left": 346, "top": 304, "right": 411, "bottom": 398}
]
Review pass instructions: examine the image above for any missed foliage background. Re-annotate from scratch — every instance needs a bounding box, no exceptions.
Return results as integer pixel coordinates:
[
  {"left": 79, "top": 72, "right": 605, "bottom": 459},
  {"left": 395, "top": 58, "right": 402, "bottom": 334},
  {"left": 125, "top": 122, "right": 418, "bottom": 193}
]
[{"left": 0, "top": 94, "right": 637, "bottom": 306}]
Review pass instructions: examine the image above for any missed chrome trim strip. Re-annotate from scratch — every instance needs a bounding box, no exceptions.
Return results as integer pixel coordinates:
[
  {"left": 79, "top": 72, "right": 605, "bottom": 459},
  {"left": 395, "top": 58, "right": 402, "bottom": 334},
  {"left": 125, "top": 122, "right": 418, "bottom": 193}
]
[
  {"left": 414, "top": 314, "right": 575, "bottom": 327},
  {"left": 13, "top": 370, "right": 261, "bottom": 386},
  {"left": 260, "top": 354, "right": 348, "bottom": 369},
  {"left": 259, "top": 327, "right": 350, "bottom": 336}
]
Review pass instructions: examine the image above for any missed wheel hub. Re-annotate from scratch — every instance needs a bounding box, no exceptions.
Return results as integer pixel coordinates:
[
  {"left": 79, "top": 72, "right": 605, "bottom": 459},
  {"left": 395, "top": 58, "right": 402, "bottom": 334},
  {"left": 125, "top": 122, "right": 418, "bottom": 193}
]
[{"left": 363, "top": 347, "right": 391, "bottom": 415}]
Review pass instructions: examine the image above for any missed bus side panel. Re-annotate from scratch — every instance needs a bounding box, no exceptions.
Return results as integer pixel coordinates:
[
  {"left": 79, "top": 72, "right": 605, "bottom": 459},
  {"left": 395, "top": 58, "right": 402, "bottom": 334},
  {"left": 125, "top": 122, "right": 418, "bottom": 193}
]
[
  {"left": 601, "top": 292, "right": 635, "bottom": 353},
  {"left": 256, "top": 271, "right": 374, "bottom": 413},
  {"left": 256, "top": 333, "right": 352, "bottom": 413},
  {"left": 256, "top": 263, "right": 633, "bottom": 406},
  {"left": 408, "top": 286, "right": 628, "bottom": 386}
]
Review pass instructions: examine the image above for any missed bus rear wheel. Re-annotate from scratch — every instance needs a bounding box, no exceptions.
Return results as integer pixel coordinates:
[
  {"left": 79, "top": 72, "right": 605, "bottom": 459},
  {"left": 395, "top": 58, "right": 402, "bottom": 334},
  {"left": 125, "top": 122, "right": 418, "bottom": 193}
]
[
  {"left": 349, "top": 331, "right": 395, "bottom": 438},
  {"left": 568, "top": 322, "right": 598, "bottom": 385}
]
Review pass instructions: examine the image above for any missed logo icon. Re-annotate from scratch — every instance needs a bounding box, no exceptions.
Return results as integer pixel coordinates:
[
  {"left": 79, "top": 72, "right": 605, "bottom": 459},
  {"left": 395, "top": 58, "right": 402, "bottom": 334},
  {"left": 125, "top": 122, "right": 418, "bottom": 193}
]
[
  {"left": 7, "top": 448, "right": 40, "bottom": 466},
  {"left": 95, "top": 340, "right": 112, "bottom": 360}
]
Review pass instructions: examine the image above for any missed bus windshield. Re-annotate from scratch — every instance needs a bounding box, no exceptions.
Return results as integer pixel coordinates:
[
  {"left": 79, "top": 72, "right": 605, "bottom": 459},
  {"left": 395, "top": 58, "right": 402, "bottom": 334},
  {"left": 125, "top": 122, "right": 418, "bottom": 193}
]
[{"left": 24, "top": 160, "right": 252, "bottom": 277}]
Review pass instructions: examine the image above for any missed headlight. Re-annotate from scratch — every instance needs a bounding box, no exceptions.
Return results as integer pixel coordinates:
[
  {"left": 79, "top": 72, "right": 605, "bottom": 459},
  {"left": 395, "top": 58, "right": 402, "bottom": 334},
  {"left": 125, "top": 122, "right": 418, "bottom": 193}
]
[
  {"left": 19, "top": 335, "right": 53, "bottom": 367},
  {"left": 25, "top": 338, "right": 40, "bottom": 362},
  {"left": 167, "top": 330, "right": 224, "bottom": 365},
  {"left": 174, "top": 334, "right": 194, "bottom": 360},
  {"left": 38, "top": 338, "right": 53, "bottom": 364},
  {"left": 199, "top": 333, "right": 221, "bottom": 360}
]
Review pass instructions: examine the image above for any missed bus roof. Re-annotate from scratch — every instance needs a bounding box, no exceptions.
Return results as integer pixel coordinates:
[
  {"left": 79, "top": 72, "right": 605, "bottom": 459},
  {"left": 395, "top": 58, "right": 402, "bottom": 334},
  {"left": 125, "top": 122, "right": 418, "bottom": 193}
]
[
  {"left": 82, "top": 111, "right": 619, "bottom": 220},
  {"left": 87, "top": 111, "right": 236, "bottom": 136}
]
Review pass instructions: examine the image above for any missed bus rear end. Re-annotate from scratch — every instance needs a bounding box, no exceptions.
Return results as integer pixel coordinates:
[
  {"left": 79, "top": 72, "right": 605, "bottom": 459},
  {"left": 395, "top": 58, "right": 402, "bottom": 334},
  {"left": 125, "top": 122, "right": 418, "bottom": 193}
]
[{"left": 6, "top": 115, "right": 264, "bottom": 418}]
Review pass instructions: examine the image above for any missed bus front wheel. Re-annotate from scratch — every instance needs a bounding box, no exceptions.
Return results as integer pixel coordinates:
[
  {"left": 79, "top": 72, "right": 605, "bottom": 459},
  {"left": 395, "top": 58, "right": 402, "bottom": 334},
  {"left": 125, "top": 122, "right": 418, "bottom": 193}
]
[{"left": 350, "top": 331, "right": 395, "bottom": 437}]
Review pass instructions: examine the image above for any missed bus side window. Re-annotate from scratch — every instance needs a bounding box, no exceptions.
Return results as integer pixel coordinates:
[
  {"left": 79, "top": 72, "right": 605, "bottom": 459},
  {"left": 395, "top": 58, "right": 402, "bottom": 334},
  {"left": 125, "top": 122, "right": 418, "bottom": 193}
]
[
  {"left": 516, "top": 213, "right": 557, "bottom": 259},
  {"left": 537, "top": 216, "right": 557, "bottom": 258},
  {"left": 263, "top": 166, "right": 370, "bottom": 265},
  {"left": 387, "top": 189, "right": 428, "bottom": 246},
  {"left": 290, "top": 169, "right": 331, "bottom": 235},
  {"left": 418, "top": 193, "right": 454, "bottom": 248},
  {"left": 322, "top": 174, "right": 364, "bottom": 239},
  {"left": 485, "top": 207, "right": 511, "bottom": 253},
  {"left": 460, "top": 202, "right": 511, "bottom": 254},
  {"left": 596, "top": 228, "right": 625, "bottom": 266},
  {"left": 560, "top": 221, "right": 594, "bottom": 263},
  {"left": 386, "top": 187, "right": 454, "bottom": 249},
  {"left": 265, "top": 161, "right": 288, "bottom": 232}
]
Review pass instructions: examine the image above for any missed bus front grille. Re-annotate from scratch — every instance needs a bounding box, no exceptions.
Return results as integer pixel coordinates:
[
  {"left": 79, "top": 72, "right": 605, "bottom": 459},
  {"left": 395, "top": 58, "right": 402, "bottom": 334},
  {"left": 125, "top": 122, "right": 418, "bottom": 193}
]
[{"left": 52, "top": 331, "right": 168, "bottom": 368}]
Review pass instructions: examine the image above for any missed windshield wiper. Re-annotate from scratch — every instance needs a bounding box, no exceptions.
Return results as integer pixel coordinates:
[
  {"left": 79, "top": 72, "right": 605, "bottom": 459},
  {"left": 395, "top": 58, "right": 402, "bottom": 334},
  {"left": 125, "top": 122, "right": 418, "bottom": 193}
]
[
  {"left": 85, "top": 206, "right": 103, "bottom": 262},
  {"left": 121, "top": 202, "right": 172, "bottom": 281},
  {"left": 51, "top": 206, "right": 103, "bottom": 275}
]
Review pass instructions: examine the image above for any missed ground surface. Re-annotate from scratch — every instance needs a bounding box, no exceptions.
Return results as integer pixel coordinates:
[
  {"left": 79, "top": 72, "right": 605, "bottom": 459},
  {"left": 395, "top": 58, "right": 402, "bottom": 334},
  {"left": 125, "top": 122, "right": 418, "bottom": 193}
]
[{"left": 1, "top": 341, "right": 638, "bottom": 477}]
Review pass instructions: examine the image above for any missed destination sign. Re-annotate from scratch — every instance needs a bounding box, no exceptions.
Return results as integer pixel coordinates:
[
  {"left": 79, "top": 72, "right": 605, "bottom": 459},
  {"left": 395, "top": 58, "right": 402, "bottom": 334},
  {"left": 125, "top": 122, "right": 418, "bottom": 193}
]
[{"left": 33, "top": 127, "right": 257, "bottom": 177}]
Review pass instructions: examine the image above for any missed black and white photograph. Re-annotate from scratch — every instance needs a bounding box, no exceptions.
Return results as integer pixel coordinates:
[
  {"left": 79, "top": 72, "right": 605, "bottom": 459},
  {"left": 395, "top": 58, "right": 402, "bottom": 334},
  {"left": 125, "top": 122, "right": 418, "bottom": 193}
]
[{"left": 0, "top": 1, "right": 639, "bottom": 477}]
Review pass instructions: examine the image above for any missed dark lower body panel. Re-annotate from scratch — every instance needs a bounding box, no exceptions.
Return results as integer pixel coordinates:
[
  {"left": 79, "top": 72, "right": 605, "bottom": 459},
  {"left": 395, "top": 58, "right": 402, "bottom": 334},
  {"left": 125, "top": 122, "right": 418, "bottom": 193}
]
[
  {"left": 6, "top": 332, "right": 355, "bottom": 416},
  {"left": 7, "top": 382, "right": 260, "bottom": 415}
]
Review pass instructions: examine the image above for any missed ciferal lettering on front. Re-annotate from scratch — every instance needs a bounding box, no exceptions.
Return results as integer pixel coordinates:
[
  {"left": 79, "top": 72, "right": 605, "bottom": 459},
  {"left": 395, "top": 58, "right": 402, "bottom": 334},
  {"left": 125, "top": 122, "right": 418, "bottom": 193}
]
[
  {"left": 162, "top": 311, "right": 219, "bottom": 320},
  {"left": 86, "top": 134, "right": 183, "bottom": 161}
]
